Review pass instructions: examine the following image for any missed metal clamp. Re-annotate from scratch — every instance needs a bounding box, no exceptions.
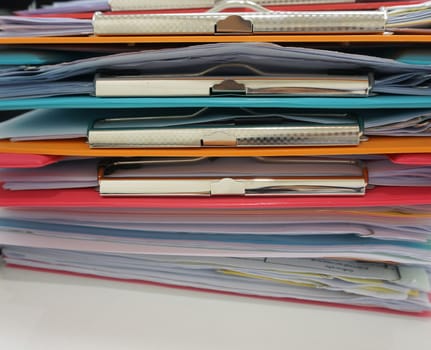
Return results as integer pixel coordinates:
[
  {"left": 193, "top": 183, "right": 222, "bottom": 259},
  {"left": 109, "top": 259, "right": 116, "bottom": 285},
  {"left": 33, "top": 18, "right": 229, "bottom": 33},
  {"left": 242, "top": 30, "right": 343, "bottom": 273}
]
[
  {"left": 97, "top": 157, "right": 368, "bottom": 197},
  {"left": 88, "top": 109, "right": 365, "bottom": 148}
]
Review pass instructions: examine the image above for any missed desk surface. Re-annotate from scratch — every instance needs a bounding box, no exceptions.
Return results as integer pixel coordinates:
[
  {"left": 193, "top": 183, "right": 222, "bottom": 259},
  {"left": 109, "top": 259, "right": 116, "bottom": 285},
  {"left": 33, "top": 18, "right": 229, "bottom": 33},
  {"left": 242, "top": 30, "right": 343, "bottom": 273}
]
[{"left": 1, "top": 264, "right": 431, "bottom": 350}]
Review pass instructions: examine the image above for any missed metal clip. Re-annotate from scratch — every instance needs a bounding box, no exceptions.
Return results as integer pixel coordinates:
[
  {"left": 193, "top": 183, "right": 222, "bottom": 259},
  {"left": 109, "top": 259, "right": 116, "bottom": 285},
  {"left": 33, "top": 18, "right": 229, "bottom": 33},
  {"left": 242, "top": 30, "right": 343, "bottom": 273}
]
[
  {"left": 97, "top": 157, "right": 368, "bottom": 197},
  {"left": 88, "top": 110, "right": 364, "bottom": 148}
]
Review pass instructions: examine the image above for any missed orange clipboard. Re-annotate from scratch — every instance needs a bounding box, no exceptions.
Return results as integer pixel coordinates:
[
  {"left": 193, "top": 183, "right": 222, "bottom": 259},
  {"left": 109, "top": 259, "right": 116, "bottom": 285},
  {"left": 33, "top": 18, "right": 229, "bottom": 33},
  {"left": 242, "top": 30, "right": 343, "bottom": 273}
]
[
  {"left": 1, "top": 34, "right": 431, "bottom": 45},
  {"left": 0, "top": 136, "right": 430, "bottom": 157}
]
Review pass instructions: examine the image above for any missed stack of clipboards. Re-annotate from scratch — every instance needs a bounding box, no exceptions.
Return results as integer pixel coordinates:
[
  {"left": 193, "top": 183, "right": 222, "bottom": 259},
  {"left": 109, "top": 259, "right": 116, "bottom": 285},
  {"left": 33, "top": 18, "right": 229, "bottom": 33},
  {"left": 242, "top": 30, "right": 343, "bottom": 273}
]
[{"left": 2, "top": 0, "right": 431, "bottom": 317}]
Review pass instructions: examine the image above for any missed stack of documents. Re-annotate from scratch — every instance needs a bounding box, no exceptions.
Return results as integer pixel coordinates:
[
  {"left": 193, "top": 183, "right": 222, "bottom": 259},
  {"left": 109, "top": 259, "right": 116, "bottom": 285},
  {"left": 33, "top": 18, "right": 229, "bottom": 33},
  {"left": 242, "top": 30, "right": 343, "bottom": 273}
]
[
  {"left": 1, "top": 2, "right": 431, "bottom": 316},
  {"left": 2, "top": 43, "right": 431, "bottom": 99},
  {"left": 1, "top": 201, "right": 431, "bottom": 314}
]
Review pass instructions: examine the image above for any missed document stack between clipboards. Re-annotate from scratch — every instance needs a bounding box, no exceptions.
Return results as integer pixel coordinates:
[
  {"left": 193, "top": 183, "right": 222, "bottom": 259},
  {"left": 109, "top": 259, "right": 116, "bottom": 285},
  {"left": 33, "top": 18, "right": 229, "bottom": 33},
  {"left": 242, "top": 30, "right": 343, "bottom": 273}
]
[{"left": 1, "top": 0, "right": 431, "bottom": 316}]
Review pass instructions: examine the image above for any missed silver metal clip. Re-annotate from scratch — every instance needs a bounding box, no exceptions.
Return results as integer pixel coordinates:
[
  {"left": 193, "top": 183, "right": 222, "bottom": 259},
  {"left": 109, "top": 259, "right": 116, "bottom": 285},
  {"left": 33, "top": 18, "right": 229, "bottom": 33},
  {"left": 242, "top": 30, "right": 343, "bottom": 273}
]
[
  {"left": 97, "top": 157, "right": 368, "bottom": 197},
  {"left": 93, "top": 4, "right": 386, "bottom": 36},
  {"left": 94, "top": 72, "right": 372, "bottom": 97},
  {"left": 88, "top": 109, "right": 364, "bottom": 148}
]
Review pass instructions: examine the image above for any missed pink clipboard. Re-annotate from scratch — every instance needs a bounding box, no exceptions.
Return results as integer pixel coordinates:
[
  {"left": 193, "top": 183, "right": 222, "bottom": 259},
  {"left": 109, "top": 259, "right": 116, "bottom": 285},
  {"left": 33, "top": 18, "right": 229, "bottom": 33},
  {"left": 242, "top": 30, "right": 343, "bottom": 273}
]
[
  {"left": 7, "top": 264, "right": 431, "bottom": 317},
  {"left": 1, "top": 186, "right": 431, "bottom": 208},
  {"left": 387, "top": 153, "right": 431, "bottom": 165},
  {"left": 0, "top": 153, "right": 64, "bottom": 168},
  {"left": 1, "top": 153, "right": 431, "bottom": 208},
  {"left": 1, "top": 152, "right": 430, "bottom": 168}
]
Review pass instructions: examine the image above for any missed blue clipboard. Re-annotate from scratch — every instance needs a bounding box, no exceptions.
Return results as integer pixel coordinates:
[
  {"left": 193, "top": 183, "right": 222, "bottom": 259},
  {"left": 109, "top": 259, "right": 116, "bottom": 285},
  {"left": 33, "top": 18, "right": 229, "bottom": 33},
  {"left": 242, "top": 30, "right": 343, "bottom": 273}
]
[{"left": 1, "top": 96, "right": 431, "bottom": 110}]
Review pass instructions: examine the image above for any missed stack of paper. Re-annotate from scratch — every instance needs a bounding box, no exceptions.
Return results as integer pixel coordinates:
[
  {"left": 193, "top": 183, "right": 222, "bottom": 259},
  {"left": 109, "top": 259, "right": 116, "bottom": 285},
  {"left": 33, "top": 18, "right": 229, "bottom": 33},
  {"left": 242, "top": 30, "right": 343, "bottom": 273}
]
[
  {"left": 1, "top": 1, "right": 431, "bottom": 317},
  {"left": 1, "top": 203, "right": 431, "bottom": 314},
  {"left": 2, "top": 43, "right": 431, "bottom": 99},
  {"left": 1, "top": 151, "right": 431, "bottom": 314}
]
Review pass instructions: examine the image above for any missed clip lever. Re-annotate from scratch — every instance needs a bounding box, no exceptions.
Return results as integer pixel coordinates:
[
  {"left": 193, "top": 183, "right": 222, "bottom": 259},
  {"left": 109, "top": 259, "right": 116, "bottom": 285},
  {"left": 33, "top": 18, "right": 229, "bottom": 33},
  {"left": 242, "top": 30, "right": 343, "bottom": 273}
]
[
  {"left": 201, "top": 132, "right": 238, "bottom": 146},
  {"left": 211, "top": 80, "right": 247, "bottom": 94},
  {"left": 215, "top": 15, "right": 253, "bottom": 34}
]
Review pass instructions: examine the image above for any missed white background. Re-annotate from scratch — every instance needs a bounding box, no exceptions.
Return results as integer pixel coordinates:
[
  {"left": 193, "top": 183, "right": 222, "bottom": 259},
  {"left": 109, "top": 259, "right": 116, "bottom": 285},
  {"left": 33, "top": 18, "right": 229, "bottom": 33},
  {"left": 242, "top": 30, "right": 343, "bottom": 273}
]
[{"left": 1, "top": 263, "right": 431, "bottom": 350}]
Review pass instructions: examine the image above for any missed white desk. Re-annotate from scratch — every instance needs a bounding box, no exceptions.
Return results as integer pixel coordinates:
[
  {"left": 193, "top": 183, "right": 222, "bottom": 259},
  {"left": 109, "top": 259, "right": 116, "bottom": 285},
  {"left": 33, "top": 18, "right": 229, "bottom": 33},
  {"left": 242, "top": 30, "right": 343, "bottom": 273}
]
[{"left": 1, "top": 263, "right": 430, "bottom": 350}]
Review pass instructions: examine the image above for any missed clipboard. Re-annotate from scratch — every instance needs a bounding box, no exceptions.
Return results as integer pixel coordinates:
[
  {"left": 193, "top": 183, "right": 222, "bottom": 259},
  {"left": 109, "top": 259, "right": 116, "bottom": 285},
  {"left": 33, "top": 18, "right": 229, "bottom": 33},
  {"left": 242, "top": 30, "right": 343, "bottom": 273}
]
[
  {"left": 106, "top": 0, "right": 426, "bottom": 12},
  {"left": 0, "top": 153, "right": 65, "bottom": 168},
  {"left": 2, "top": 96, "right": 431, "bottom": 111},
  {"left": 17, "top": 1, "right": 428, "bottom": 19},
  {"left": 90, "top": 0, "right": 431, "bottom": 36},
  {"left": 4, "top": 37, "right": 431, "bottom": 100},
  {"left": 7, "top": 0, "right": 431, "bottom": 37},
  {"left": 2, "top": 151, "right": 429, "bottom": 166},
  {"left": 85, "top": 108, "right": 430, "bottom": 149},
  {"left": 15, "top": 0, "right": 427, "bottom": 18},
  {"left": 3, "top": 153, "right": 430, "bottom": 194},
  {"left": 92, "top": 10, "right": 387, "bottom": 36},
  {"left": 1, "top": 34, "right": 431, "bottom": 45},
  {"left": 1, "top": 136, "right": 430, "bottom": 157},
  {"left": 1, "top": 185, "right": 430, "bottom": 208}
]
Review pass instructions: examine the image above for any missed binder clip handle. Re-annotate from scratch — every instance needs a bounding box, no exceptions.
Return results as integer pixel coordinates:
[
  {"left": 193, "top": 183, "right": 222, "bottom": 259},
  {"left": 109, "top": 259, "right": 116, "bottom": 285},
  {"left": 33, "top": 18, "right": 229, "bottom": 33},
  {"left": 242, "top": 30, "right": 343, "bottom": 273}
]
[
  {"left": 209, "top": 0, "right": 272, "bottom": 13},
  {"left": 211, "top": 79, "right": 247, "bottom": 94},
  {"left": 215, "top": 15, "right": 253, "bottom": 34}
]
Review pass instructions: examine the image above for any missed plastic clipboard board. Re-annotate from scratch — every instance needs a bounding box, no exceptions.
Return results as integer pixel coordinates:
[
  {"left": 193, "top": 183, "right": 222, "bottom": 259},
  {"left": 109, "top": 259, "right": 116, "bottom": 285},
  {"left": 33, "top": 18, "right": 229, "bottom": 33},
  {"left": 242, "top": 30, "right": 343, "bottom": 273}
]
[
  {"left": 0, "top": 153, "right": 64, "bottom": 168},
  {"left": 1, "top": 185, "right": 431, "bottom": 208},
  {"left": 2, "top": 96, "right": 431, "bottom": 111},
  {"left": 388, "top": 153, "right": 431, "bottom": 165},
  {"left": 0, "top": 136, "right": 430, "bottom": 157},
  {"left": 2, "top": 152, "right": 429, "bottom": 166},
  {"left": 1, "top": 34, "right": 431, "bottom": 45}
]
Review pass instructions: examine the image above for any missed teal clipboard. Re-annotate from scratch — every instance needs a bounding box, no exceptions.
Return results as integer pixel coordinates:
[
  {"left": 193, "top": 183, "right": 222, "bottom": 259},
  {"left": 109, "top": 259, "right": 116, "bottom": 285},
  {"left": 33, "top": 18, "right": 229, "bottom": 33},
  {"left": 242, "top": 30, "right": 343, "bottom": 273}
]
[
  {"left": 1, "top": 96, "right": 431, "bottom": 110},
  {"left": 0, "top": 50, "right": 88, "bottom": 66}
]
